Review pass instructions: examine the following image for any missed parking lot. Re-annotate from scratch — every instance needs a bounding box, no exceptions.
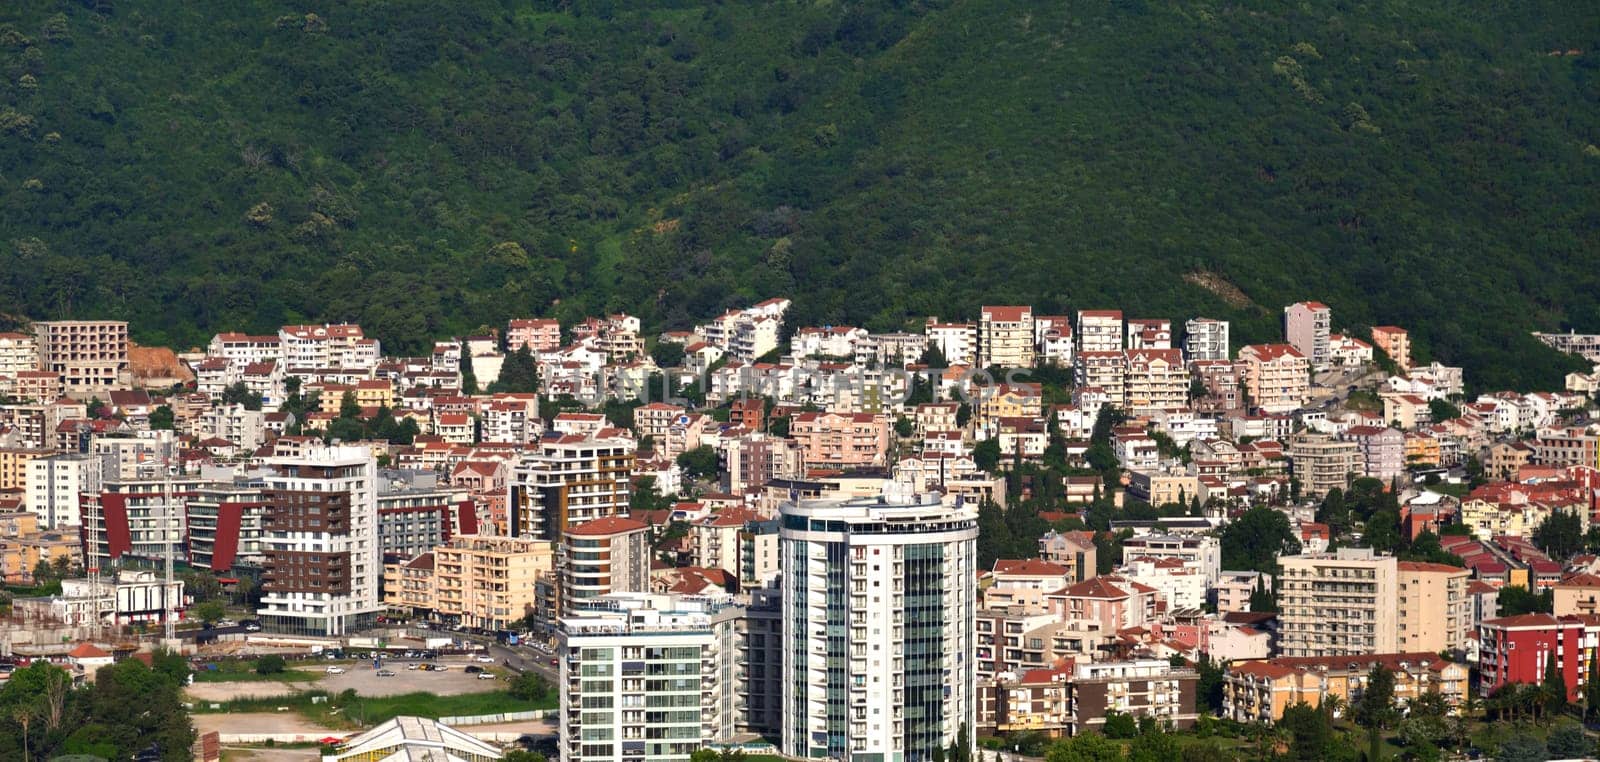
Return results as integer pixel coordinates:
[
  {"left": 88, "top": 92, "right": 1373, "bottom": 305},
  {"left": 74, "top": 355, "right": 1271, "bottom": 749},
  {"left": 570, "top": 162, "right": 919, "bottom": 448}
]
[{"left": 184, "top": 656, "right": 503, "bottom": 702}]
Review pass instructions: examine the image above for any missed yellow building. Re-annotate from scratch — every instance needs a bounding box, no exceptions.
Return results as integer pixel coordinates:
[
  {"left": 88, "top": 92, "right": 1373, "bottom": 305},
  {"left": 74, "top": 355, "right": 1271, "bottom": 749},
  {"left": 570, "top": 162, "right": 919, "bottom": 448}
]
[
  {"left": 0, "top": 509, "right": 82, "bottom": 583},
  {"left": 354, "top": 379, "right": 397, "bottom": 409},
  {"left": 1224, "top": 653, "right": 1467, "bottom": 724},
  {"left": 1404, "top": 433, "right": 1442, "bottom": 466},
  {"left": 432, "top": 534, "right": 555, "bottom": 631},
  {"left": 1397, "top": 561, "right": 1471, "bottom": 654},
  {"left": 978, "top": 383, "right": 1043, "bottom": 427},
  {"left": 1553, "top": 572, "right": 1600, "bottom": 617},
  {"left": 0, "top": 448, "right": 51, "bottom": 491},
  {"left": 383, "top": 552, "right": 439, "bottom": 615}
]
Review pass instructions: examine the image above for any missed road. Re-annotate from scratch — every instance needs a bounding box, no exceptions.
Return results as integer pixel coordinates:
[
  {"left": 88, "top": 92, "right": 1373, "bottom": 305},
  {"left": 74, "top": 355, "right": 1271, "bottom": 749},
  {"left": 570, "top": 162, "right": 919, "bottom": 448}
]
[{"left": 448, "top": 631, "right": 560, "bottom": 684}]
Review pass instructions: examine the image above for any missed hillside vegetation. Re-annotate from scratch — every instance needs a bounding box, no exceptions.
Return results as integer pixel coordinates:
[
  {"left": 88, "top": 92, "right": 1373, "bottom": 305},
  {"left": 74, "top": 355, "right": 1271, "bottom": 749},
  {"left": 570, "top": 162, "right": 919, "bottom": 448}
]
[{"left": 0, "top": 1, "right": 1596, "bottom": 389}]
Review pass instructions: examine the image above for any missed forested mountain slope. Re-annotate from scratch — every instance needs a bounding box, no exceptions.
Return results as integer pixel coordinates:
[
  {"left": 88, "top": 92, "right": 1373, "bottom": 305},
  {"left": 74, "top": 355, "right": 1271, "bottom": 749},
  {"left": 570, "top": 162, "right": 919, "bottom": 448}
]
[{"left": 0, "top": 1, "right": 1596, "bottom": 389}]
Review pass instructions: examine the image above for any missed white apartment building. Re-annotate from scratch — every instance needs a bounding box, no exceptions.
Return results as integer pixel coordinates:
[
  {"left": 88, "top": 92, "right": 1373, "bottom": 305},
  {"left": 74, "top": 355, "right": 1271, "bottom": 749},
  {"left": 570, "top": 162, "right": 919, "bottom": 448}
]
[
  {"left": 256, "top": 445, "right": 381, "bottom": 636},
  {"left": 1279, "top": 547, "right": 1398, "bottom": 658},
  {"left": 1075, "top": 310, "right": 1124, "bottom": 354},
  {"left": 26, "top": 452, "right": 108, "bottom": 528},
  {"left": 1120, "top": 534, "right": 1222, "bottom": 585},
  {"left": 925, "top": 320, "right": 977, "bottom": 367},
  {"left": 206, "top": 332, "right": 283, "bottom": 370},
  {"left": 0, "top": 331, "right": 38, "bottom": 375},
  {"left": 1033, "top": 316, "right": 1074, "bottom": 367},
  {"left": 979, "top": 305, "right": 1036, "bottom": 369},
  {"left": 780, "top": 491, "right": 978, "bottom": 761},
  {"left": 1074, "top": 351, "right": 1126, "bottom": 404},
  {"left": 1184, "top": 318, "right": 1230, "bottom": 362},
  {"left": 559, "top": 592, "right": 743, "bottom": 762},
  {"left": 1125, "top": 319, "right": 1172, "bottom": 350},
  {"left": 278, "top": 324, "right": 378, "bottom": 370},
  {"left": 508, "top": 431, "right": 635, "bottom": 541}
]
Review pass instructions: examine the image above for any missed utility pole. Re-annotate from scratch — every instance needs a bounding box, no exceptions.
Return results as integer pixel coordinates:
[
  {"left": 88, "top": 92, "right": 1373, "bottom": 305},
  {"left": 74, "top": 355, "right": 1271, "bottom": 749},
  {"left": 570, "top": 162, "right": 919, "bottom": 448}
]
[{"left": 163, "top": 458, "right": 176, "bottom": 643}]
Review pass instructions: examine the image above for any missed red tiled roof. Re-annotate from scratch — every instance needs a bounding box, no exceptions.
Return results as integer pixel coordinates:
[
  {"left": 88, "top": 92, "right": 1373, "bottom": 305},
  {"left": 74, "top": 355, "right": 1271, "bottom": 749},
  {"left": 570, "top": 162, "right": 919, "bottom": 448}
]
[{"left": 565, "top": 516, "right": 648, "bottom": 537}]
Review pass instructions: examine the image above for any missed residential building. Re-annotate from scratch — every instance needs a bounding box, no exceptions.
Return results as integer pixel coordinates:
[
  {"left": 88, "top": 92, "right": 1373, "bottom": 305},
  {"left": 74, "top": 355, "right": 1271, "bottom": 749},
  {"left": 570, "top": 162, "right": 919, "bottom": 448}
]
[
  {"left": 26, "top": 453, "right": 108, "bottom": 528},
  {"left": 1067, "top": 659, "right": 1199, "bottom": 735},
  {"left": 0, "top": 331, "right": 38, "bottom": 375},
  {"left": 1237, "top": 344, "right": 1310, "bottom": 413},
  {"left": 1034, "top": 316, "right": 1074, "bottom": 367},
  {"left": 14, "top": 569, "right": 185, "bottom": 627},
  {"left": 256, "top": 445, "right": 381, "bottom": 636},
  {"left": 1213, "top": 570, "right": 1272, "bottom": 614},
  {"left": 33, "top": 320, "right": 130, "bottom": 398},
  {"left": 1123, "top": 349, "right": 1188, "bottom": 417},
  {"left": 1397, "top": 561, "right": 1471, "bottom": 655},
  {"left": 789, "top": 412, "right": 890, "bottom": 470},
  {"left": 1288, "top": 434, "right": 1361, "bottom": 497},
  {"left": 1125, "top": 319, "right": 1172, "bottom": 351},
  {"left": 979, "top": 306, "right": 1036, "bottom": 368},
  {"left": 1223, "top": 653, "right": 1467, "bottom": 724},
  {"left": 508, "top": 430, "right": 635, "bottom": 541},
  {"left": 1074, "top": 351, "right": 1126, "bottom": 405},
  {"left": 507, "top": 318, "right": 562, "bottom": 352},
  {"left": 185, "top": 484, "right": 269, "bottom": 573},
  {"left": 1075, "top": 310, "right": 1124, "bottom": 354},
  {"left": 0, "top": 446, "right": 50, "bottom": 491},
  {"left": 559, "top": 592, "right": 744, "bottom": 762},
  {"left": 1279, "top": 548, "right": 1398, "bottom": 658},
  {"left": 1037, "top": 530, "right": 1097, "bottom": 583},
  {"left": 1126, "top": 470, "right": 1200, "bottom": 509},
  {"left": 720, "top": 432, "right": 804, "bottom": 494},
  {"left": 563, "top": 516, "right": 651, "bottom": 613},
  {"left": 1183, "top": 318, "right": 1229, "bottom": 362},
  {"left": 780, "top": 491, "right": 978, "bottom": 761},
  {"left": 278, "top": 323, "right": 378, "bottom": 370},
  {"left": 432, "top": 534, "right": 554, "bottom": 632},
  {"left": 1282, "top": 302, "right": 1331, "bottom": 368},
  {"left": 1478, "top": 613, "right": 1594, "bottom": 701},
  {"left": 382, "top": 552, "right": 438, "bottom": 619},
  {"left": 1371, "top": 326, "right": 1411, "bottom": 370},
  {"left": 1340, "top": 425, "right": 1406, "bottom": 482},
  {"left": 1121, "top": 534, "right": 1221, "bottom": 584},
  {"left": 1554, "top": 573, "right": 1600, "bottom": 617}
]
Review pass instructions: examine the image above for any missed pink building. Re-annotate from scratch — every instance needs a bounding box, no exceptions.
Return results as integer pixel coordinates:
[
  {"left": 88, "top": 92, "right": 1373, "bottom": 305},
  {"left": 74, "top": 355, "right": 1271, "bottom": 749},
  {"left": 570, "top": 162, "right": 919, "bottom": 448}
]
[
  {"left": 506, "top": 319, "right": 562, "bottom": 352},
  {"left": 789, "top": 412, "right": 890, "bottom": 469}
]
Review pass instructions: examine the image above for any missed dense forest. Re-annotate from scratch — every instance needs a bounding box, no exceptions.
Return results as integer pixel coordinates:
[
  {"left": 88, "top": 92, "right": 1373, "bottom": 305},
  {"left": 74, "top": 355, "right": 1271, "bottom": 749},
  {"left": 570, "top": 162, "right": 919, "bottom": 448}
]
[{"left": 0, "top": 1, "right": 1596, "bottom": 389}]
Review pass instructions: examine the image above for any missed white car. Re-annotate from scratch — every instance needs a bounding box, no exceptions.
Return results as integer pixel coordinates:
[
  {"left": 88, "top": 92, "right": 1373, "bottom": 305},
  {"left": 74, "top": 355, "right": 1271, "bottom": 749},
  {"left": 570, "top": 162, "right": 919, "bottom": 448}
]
[
  {"left": 325, "top": 666, "right": 346, "bottom": 674},
  {"left": 474, "top": 655, "right": 495, "bottom": 663},
  {"left": 477, "top": 672, "right": 497, "bottom": 680}
]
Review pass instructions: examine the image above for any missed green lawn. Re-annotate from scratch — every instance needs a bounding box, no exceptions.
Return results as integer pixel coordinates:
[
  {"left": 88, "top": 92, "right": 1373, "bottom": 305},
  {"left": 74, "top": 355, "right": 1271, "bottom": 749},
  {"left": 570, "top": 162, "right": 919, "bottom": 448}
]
[{"left": 190, "top": 660, "right": 320, "bottom": 684}]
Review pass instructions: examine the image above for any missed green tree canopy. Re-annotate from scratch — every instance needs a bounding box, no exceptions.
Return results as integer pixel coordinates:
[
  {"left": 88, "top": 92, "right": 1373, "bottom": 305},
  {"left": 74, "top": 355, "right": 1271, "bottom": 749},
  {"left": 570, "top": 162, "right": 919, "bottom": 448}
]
[{"left": 1220, "top": 506, "right": 1302, "bottom": 574}]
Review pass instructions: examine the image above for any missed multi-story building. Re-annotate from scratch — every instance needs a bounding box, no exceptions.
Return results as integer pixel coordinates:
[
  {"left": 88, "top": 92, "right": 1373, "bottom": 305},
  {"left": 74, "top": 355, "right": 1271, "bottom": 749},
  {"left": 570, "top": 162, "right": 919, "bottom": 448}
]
[
  {"left": 1067, "top": 660, "right": 1199, "bottom": 735},
  {"left": 1121, "top": 534, "right": 1222, "bottom": 584},
  {"left": 562, "top": 516, "right": 651, "bottom": 615},
  {"left": 1283, "top": 302, "right": 1331, "bottom": 368},
  {"left": 508, "top": 430, "right": 635, "bottom": 541},
  {"left": 507, "top": 318, "right": 562, "bottom": 353},
  {"left": 720, "top": 432, "right": 804, "bottom": 494},
  {"left": 1123, "top": 349, "right": 1188, "bottom": 417},
  {"left": 789, "top": 412, "right": 890, "bottom": 470},
  {"left": 79, "top": 477, "right": 208, "bottom": 573},
  {"left": 25, "top": 452, "right": 108, "bottom": 528},
  {"left": 0, "top": 331, "right": 38, "bottom": 375},
  {"left": 1397, "top": 561, "right": 1471, "bottom": 655},
  {"left": 1279, "top": 548, "right": 1398, "bottom": 658},
  {"left": 1124, "top": 319, "right": 1172, "bottom": 351},
  {"left": 256, "top": 445, "right": 381, "bottom": 636},
  {"left": 780, "top": 491, "right": 978, "bottom": 761},
  {"left": 924, "top": 320, "right": 977, "bottom": 367},
  {"left": 1371, "top": 326, "right": 1411, "bottom": 370},
  {"left": 0, "top": 447, "right": 50, "bottom": 491},
  {"left": 1183, "top": 318, "right": 1230, "bottom": 362},
  {"left": 432, "top": 534, "right": 554, "bottom": 632},
  {"left": 1237, "top": 343, "right": 1310, "bottom": 413},
  {"left": 185, "top": 483, "right": 269, "bottom": 573},
  {"left": 1224, "top": 653, "right": 1467, "bottom": 724},
  {"left": 1478, "top": 613, "right": 1596, "bottom": 701},
  {"left": 1340, "top": 425, "right": 1406, "bottom": 482},
  {"left": 1074, "top": 351, "right": 1126, "bottom": 405},
  {"left": 1075, "top": 310, "right": 1124, "bottom": 354},
  {"left": 1037, "top": 530, "right": 1097, "bottom": 583},
  {"left": 33, "top": 320, "right": 129, "bottom": 398},
  {"left": 376, "top": 472, "right": 475, "bottom": 560},
  {"left": 1033, "top": 316, "right": 1074, "bottom": 367},
  {"left": 1288, "top": 434, "right": 1362, "bottom": 497},
  {"left": 558, "top": 592, "right": 744, "bottom": 762},
  {"left": 979, "top": 306, "right": 1036, "bottom": 369},
  {"left": 278, "top": 323, "right": 378, "bottom": 370},
  {"left": 382, "top": 552, "right": 437, "bottom": 618}
]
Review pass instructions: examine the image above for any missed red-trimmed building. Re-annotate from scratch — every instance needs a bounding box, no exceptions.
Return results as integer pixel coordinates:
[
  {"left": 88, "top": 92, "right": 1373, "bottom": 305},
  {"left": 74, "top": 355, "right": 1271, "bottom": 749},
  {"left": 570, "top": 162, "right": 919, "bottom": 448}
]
[{"left": 1477, "top": 613, "right": 1600, "bottom": 700}]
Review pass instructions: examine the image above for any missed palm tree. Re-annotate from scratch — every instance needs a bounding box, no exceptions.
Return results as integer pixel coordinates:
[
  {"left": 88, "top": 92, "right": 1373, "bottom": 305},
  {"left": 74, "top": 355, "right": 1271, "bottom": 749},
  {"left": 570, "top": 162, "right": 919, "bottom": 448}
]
[
  {"left": 12, "top": 704, "right": 33, "bottom": 762},
  {"left": 1322, "top": 694, "right": 1347, "bottom": 728}
]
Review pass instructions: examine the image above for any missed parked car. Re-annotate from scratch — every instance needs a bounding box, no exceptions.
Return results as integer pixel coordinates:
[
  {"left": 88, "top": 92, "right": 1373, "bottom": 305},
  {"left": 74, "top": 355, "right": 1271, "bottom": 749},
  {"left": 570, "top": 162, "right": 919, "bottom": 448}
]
[
  {"left": 548, "top": 658, "right": 559, "bottom": 666},
  {"left": 477, "top": 672, "right": 497, "bottom": 680},
  {"left": 465, "top": 665, "right": 484, "bottom": 673},
  {"left": 325, "top": 666, "right": 346, "bottom": 675},
  {"left": 407, "top": 663, "right": 420, "bottom": 670},
  {"left": 242, "top": 623, "right": 261, "bottom": 632},
  {"left": 376, "top": 669, "right": 396, "bottom": 677}
]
